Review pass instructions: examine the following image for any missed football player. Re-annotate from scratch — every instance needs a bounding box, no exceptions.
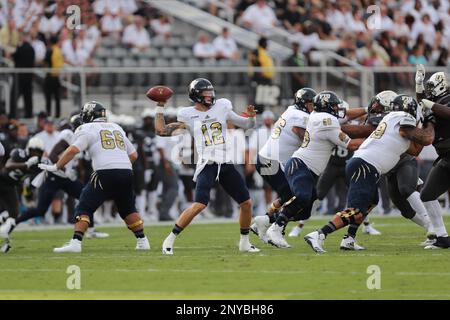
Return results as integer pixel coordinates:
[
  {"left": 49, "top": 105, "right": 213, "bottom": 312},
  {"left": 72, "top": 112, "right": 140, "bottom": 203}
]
[
  {"left": 0, "top": 137, "right": 45, "bottom": 249},
  {"left": 266, "top": 91, "right": 364, "bottom": 248},
  {"left": 338, "top": 91, "right": 436, "bottom": 250},
  {"left": 2, "top": 115, "right": 109, "bottom": 240},
  {"left": 156, "top": 78, "right": 259, "bottom": 254},
  {"left": 304, "top": 95, "right": 434, "bottom": 253},
  {"left": 251, "top": 87, "right": 316, "bottom": 243},
  {"left": 38, "top": 101, "right": 150, "bottom": 253},
  {"left": 416, "top": 65, "right": 450, "bottom": 249}
]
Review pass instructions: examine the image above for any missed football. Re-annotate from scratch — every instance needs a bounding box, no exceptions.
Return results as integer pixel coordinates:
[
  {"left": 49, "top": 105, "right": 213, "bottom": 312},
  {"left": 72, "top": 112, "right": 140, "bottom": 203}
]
[{"left": 146, "top": 85, "right": 174, "bottom": 102}]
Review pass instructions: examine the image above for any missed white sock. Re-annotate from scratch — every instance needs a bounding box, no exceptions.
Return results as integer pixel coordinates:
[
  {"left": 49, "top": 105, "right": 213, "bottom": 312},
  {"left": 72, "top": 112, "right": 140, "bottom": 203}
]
[
  {"left": 167, "top": 232, "right": 177, "bottom": 242},
  {"left": 407, "top": 192, "right": 433, "bottom": 233},
  {"left": 240, "top": 234, "right": 249, "bottom": 242},
  {"left": 410, "top": 214, "right": 431, "bottom": 232},
  {"left": 424, "top": 200, "right": 448, "bottom": 237},
  {"left": 147, "top": 191, "right": 158, "bottom": 215},
  {"left": 136, "top": 192, "right": 146, "bottom": 216}
]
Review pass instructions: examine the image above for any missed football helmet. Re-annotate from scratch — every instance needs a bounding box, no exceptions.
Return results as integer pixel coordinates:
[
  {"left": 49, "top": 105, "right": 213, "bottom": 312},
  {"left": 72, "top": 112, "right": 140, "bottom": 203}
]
[
  {"left": 391, "top": 94, "right": 420, "bottom": 120},
  {"left": 425, "top": 72, "right": 449, "bottom": 101},
  {"left": 313, "top": 91, "right": 343, "bottom": 117},
  {"left": 26, "top": 137, "right": 45, "bottom": 155},
  {"left": 368, "top": 90, "right": 397, "bottom": 115},
  {"left": 81, "top": 101, "right": 106, "bottom": 123},
  {"left": 70, "top": 114, "right": 83, "bottom": 130},
  {"left": 188, "top": 78, "right": 215, "bottom": 107},
  {"left": 294, "top": 87, "right": 316, "bottom": 113}
]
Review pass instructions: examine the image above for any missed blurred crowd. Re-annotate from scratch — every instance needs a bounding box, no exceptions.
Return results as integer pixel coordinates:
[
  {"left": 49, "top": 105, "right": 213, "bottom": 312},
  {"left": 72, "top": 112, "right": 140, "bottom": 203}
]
[{"left": 197, "top": 0, "right": 450, "bottom": 67}]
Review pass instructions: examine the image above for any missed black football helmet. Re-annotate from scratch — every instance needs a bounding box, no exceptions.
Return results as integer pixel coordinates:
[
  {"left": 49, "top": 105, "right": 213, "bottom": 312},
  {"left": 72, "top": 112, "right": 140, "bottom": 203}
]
[
  {"left": 294, "top": 87, "right": 316, "bottom": 113},
  {"left": 188, "top": 78, "right": 216, "bottom": 107},
  {"left": 70, "top": 113, "right": 83, "bottom": 130},
  {"left": 313, "top": 91, "right": 343, "bottom": 117},
  {"left": 391, "top": 94, "right": 419, "bottom": 118},
  {"left": 81, "top": 101, "right": 106, "bottom": 123}
]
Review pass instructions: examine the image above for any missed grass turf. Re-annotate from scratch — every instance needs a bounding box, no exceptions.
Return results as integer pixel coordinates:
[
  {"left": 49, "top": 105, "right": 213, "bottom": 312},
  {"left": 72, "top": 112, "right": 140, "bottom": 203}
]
[{"left": 1, "top": 216, "right": 450, "bottom": 300}]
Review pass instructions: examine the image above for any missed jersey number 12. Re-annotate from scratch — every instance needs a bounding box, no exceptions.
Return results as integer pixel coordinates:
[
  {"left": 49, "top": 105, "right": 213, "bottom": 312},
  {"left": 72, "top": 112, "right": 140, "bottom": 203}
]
[{"left": 201, "top": 122, "right": 225, "bottom": 146}]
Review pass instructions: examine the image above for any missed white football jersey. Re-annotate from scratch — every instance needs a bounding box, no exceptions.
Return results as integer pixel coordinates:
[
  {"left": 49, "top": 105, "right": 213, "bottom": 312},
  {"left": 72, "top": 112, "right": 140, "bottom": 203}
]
[
  {"left": 259, "top": 105, "right": 309, "bottom": 165},
  {"left": 292, "top": 111, "right": 350, "bottom": 176},
  {"left": 177, "top": 98, "right": 254, "bottom": 180},
  {"left": 354, "top": 111, "right": 416, "bottom": 174},
  {"left": 72, "top": 121, "right": 136, "bottom": 171}
]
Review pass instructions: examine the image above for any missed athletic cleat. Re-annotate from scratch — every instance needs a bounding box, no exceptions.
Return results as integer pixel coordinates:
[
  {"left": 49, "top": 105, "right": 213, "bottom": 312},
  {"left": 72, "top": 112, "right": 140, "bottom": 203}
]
[
  {"left": 239, "top": 240, "right": 260, "bottom": 253},
  {"left": 85, "top": 229, "right": 110, "bottom": 238},
  {"left": 0, "top": 211, "right": 9, "bottom": 225},
  {"left": 421, "top": 234, "right": 437, "bottom": 247},
  {"left": 0, "top": 218, "right": 15, "bottom": 239},
  {"left": 253, "top": 215, "right": 271, "bottom": 244},
  {"left": 250, "top": 223, "right": 258, "bottom": 236},
  {"left": 136, "top": 236, "right": 150, "bottom": 250},
  {"left": 0, "top": 238, "right": 11, "bottom": 253},
  {"left": 340, "top": 235, "right": 365, "bottom": 251},
  {"left": 266, "top": 223, "right": 291, "bottom": 248},
  {"left": 288, "top": 225, "right": 303, "bottom": 237},
  {"left": 53, "top": 239, "right": 82, "bottom": 253},
  {"left": 424, "top": 236, "right": 450, "bottom": 250},
  {"left": 304, "top": 231, "right": 326, "bottom": 253},
  {"left": 162, "top": 236, "right": 174, "bottom": 255},
  {"left": 363, "top": 224, "right": 381, "bottom": 235}
]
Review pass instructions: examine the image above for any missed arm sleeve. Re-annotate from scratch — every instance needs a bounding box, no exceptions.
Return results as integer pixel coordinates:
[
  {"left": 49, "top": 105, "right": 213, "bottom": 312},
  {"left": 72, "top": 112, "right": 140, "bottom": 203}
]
[
  {"left": 72, "top": 129, "right": 91, "bottom": 152},
  {"left": 325, "top": 128, "right": 351, "bottom": 149},
  {"left": 227, "top": 110, "right": 256, "bottom": 129},
  {"left": 0, "top": 141, "right": 4, "bottom": 157}
]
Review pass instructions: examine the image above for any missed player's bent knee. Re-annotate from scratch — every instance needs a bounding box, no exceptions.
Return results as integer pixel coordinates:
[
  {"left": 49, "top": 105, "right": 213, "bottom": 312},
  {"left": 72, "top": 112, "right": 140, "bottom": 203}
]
[
  {"left": 239, "top": 199, "right": 252, "bottom": 209},
  {"left": 191, "top": 202, "right": 207, "bottom": 213},
  {"left": 336, "top": 208, "right": 364, "bottom": 226},
  {"left": 127, "top": 218, "right": 144, "bottom": 231},
  {"left": 398, "top": 185, "right": 415, "bottom": 198},
  {"left": 75, "top": 214, "right": 91, "bottom": 226}
]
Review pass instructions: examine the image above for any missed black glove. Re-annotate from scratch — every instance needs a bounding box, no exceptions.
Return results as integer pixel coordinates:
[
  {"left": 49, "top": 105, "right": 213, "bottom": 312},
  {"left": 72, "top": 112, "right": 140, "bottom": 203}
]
[{"left": 423, "top": 113, "right": 436, "bottom": 125}]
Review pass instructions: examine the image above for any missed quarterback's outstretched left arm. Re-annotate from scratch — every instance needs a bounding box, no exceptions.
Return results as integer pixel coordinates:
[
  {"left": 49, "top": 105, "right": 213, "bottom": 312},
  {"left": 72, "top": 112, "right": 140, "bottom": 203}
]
[{"left": 227, "top": 105, "right": 257, "bottom": 129}]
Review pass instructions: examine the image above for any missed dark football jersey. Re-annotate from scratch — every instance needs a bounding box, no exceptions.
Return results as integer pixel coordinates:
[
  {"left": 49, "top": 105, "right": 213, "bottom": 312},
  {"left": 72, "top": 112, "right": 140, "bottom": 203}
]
[
  {"left": 433, "top": 93, "right": 450, "bottom": 156},
  {"left": 0, "top": 148, "right": 40, "bottom": 185}
]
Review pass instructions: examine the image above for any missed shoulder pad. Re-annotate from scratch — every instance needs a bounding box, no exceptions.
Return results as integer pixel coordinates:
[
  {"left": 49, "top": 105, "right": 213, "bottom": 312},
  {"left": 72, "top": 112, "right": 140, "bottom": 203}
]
[
  {"left": 10, "top": 148, "right": 27, "bottom": 162},
  {"left": 313, "top": 113, "right": 340, "bottom": 130},
  {"left": 367, "top": 114, "right": 384, "bottom": 126},
  {"left": 216, "top": 98, "right": 233, "bottom": 111},
  {"left": 399, "top": 113, "right": 417, "bottom": 127}
]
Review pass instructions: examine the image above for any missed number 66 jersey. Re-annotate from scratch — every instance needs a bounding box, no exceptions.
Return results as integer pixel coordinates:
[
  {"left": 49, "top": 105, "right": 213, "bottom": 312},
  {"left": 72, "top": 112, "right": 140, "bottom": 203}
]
[
  {"left": 72, "top": 121, "right": 136, "bottom": 171},
  {"left": 354, "top": 111, "right": 417, "bottom": 175},
  {"left": 177, "top": 98, "right": 255, "bottom": 181}
]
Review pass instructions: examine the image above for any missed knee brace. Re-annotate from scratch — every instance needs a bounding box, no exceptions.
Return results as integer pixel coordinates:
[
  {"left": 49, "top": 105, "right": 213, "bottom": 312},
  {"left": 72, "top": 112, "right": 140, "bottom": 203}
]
[
  {"left": 336, "top": 208, "right": 364, "bottom": 226},
  {"left": 75, "top": 215, "right": 91, "bottom": 225},
  {"left": 127, "top": 219, "right": 144, "bottom": 231}
]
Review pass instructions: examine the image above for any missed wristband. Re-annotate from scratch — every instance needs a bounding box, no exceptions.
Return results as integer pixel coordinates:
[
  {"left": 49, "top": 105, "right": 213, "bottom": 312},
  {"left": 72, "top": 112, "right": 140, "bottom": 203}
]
[
  {"left": 155, "top": 106, "right": 165, "bottom": 114},
  {"left": 416, "top": 83, "right": 424, "bottom": 94}
]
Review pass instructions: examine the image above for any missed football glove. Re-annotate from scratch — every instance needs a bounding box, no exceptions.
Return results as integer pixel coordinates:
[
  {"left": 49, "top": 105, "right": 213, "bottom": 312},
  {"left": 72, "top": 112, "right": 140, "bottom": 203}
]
[
  {"left": 25, "top": 156, "right": 39, "bottom": 168},
  {"left": 38, "top": 163, "right": 58, "bottom": 172}
]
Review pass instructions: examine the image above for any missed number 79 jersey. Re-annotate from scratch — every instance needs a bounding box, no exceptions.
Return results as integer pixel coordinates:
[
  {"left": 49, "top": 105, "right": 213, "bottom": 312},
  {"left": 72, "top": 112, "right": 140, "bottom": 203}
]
[
  {"left": 354, "top": 111, "right": 416, "bottom": 174},
  {"left": 72, "top": 121, "right": 136, "bottom": 171}
]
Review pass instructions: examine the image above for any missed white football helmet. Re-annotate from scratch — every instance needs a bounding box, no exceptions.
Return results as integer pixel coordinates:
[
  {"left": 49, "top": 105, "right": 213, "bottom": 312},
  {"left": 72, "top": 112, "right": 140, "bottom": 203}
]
[
  {"left": 425, "top": 72, "right": 449, "bottom": 100},
  {"left": 26, "top": 137, "right": 45, "bottom": 153},
  {"left": 376, "top": 90, "right": 397, "bottom": 111}
]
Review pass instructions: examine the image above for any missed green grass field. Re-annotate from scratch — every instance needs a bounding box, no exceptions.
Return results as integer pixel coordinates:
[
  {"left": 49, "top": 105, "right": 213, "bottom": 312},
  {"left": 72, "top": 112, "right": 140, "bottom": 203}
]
[{"left": 1, "top": 216, "right": 450, "bottom": 300}]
